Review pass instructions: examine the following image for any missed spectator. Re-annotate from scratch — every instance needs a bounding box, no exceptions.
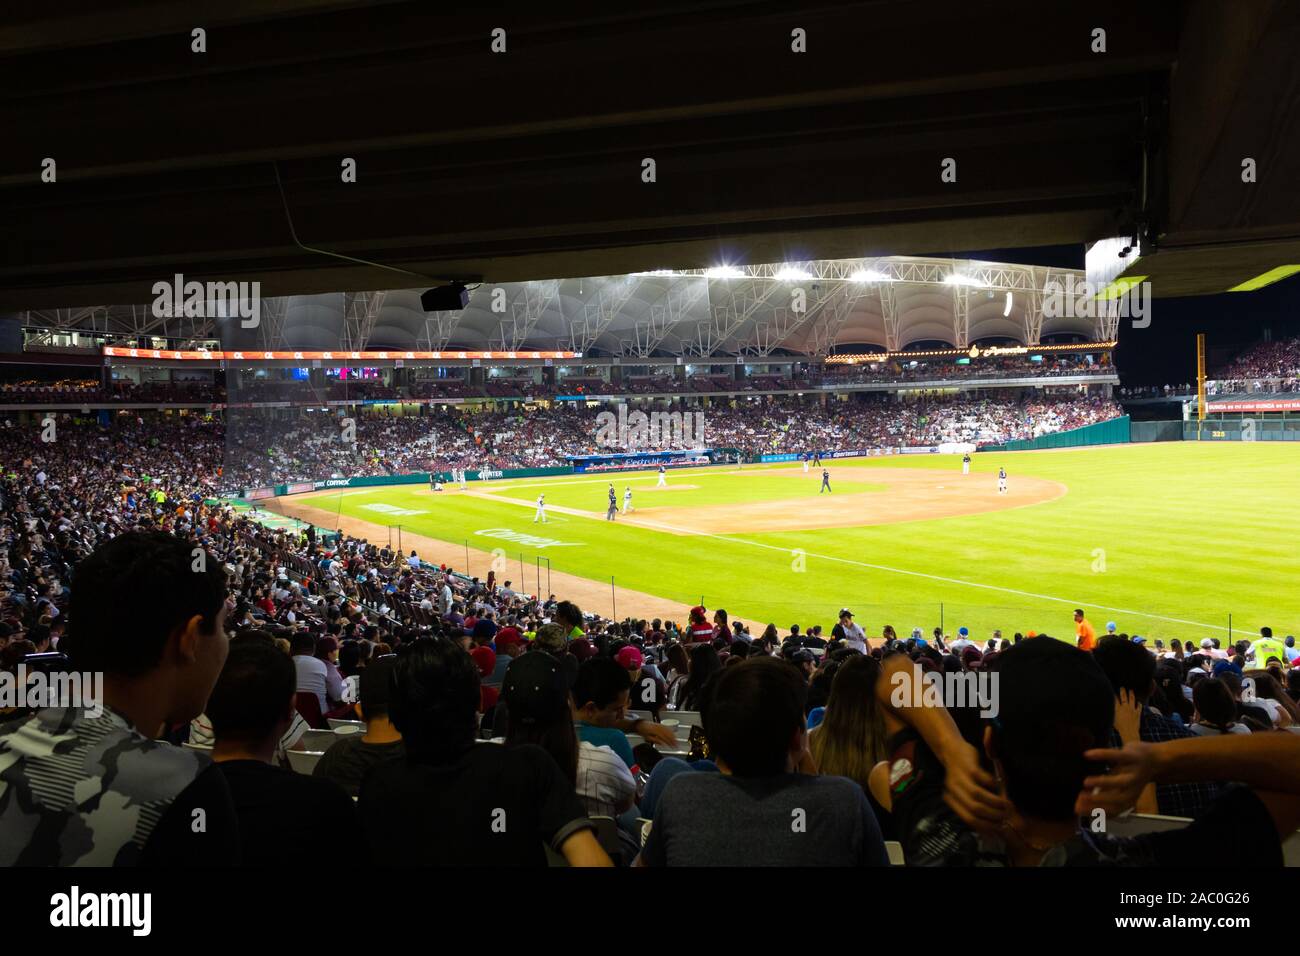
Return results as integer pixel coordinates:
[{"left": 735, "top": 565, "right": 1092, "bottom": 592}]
[
  {"left": 1093, "top": 635, "right": 1220, "bottom": 817},
  {"left": 637, "top": 657, "right": 888, "bottom": 866},
  {"left": 503, "top": 651, "right": 637, "bottom": 821},
  {"left": 0, "top": 531, "right": 239, "bottom": 865},
  {"left": 876, "top": 636, "right": 1298, "bottom": 865},
  {"left": 679, "top": 643, "right": 722, "bottom": 712},
  {"left": 313, "top": 655, "right": 405, "bottom": 797},
  {"left": 1190, "top": 678, "right": 1251, "bottom": 736},
  {"left": 808, "top": 655, "right": 892, "bottom": 835},
  {"left": 358, "top": 638, "right": 611, "bottom": 866},
  {"left": 208, "top": 640, "right": 359, "bottom": 867},
  {"left": 572, "top": 657, "right": 637, "bottom": 769}
]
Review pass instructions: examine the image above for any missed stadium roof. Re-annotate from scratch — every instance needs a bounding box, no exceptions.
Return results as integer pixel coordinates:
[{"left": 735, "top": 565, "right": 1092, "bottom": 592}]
[{"left": 16, "top": 255, "right": 1106, "bottom": 359}]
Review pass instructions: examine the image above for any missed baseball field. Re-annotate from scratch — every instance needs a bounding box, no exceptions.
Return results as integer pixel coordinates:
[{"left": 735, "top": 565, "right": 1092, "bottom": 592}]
[{"left": 267, "top": 441, "right": 1300, "bottom": 643}]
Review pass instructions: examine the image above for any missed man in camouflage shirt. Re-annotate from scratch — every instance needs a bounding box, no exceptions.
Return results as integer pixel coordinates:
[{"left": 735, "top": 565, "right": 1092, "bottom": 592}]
[{"left": 0, "top": 531, "right": 239, "bottom": 865}]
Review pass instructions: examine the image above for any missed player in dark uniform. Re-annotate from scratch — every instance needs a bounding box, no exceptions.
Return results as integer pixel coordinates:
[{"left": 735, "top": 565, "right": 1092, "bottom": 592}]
[
  {"left": 607, "top": 483, "right": 618, "bottom": 520},
  {"left": 813, "top": 450, "right": 822, "bottom": 467},
  {"left": 820, "top": 468, "right": 832, "bottom": 493}
]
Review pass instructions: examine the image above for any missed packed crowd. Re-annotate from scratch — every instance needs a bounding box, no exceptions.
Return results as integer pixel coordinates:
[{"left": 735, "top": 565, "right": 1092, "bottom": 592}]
[
  {"left": 1, "top": 390, "right": 1122, "bottom": 499},
  {"left": 1214, "top": 336, "right": 1300, "bottom": 383},
  {"left": 700, "top": 393, "right": 1123, "bottom": 454},
  {"left": 2, "top": 409, "right": 1298, "bottom": 867},
  {"left": 2, "top": 469, "right": 1298, "bottom": 867},
  {"left": 0, "top": 379, "right": 223, "bottom": 405}
]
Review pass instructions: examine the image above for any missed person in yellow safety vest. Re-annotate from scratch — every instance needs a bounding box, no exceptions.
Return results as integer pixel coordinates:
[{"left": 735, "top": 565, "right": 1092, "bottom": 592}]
[{"left": 1248, "top": 627, "right": 1287, "bottom": 668}]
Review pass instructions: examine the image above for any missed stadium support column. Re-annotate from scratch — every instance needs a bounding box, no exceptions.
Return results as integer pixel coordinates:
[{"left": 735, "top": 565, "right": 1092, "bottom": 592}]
[
  {"left": 951, "top": 284, "right": 970, "bottom": 349},
  {"left": 879, "top": 283, "right": 899, "bottom": 352},
  {"left": 1022, "top": 283, "right": 1043, "bottom": 346}
]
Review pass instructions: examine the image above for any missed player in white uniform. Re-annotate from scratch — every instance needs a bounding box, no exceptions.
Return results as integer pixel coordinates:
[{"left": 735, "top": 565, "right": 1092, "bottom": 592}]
[
  {"left": 534, "top": 493, "right": 547, "bottom": 523},
  {"left": 459, "top": 468, "right": 468, "bottom": 490},
  {"left": 802, "top": 453, "right": 810, "bottom": 474},
  {"left": 961, "top": 453, "right": 971, "bottom": 475},
  {"left": 998, "top": 467, "right": 1007, "bottom": 495},
  {"left": 622, "top": 487, "right": 633, "bottom": 514},
  {"left": 656, "top": 465, "right": 667, "bottom": 488}
]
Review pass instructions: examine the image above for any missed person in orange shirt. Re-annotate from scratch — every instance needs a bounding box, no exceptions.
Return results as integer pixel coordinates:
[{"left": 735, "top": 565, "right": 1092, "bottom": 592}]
[{"left": 1074, "top": 609, "right": 1097, "bottom": 651}]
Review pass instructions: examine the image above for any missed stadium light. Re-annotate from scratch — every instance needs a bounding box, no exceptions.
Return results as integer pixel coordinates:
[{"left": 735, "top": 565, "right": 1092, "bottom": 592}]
[
  {"left": 774, "top": 266, "right": 812, "bottom": 281},
  {"left": 849, "top": 269, "right": 892, "bottom": 282},
  {"left": 1227, "top": 265, "right": 1300, "bottom": 292},
  {"left": 704, "top": 265, "right": 746, "bottom": 279},
  {"left": 1003, "top": 292, "right": 1013, "bottom": 316}
]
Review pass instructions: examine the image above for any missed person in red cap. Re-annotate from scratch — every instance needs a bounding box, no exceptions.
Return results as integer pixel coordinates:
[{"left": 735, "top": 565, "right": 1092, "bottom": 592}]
[
  {"left": 495, "top": 622, "right": 526, "bottom": 661},
  {"left": 687, "top": 606, "right": 713, "bottom": 643},
  {"left": 616, "top": 645, "right": 666, "bottom": 718}
]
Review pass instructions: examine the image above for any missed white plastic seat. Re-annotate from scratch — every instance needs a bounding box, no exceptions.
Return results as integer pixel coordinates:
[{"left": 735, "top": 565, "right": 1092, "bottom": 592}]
[{"left": 286, "top": 749, "right": 325, "bottom": 774}]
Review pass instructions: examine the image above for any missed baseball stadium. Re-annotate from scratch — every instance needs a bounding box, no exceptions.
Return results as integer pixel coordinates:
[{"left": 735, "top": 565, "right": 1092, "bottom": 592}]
[{"left": 5, "top": 0, "right": 1300, "bottom": 894}]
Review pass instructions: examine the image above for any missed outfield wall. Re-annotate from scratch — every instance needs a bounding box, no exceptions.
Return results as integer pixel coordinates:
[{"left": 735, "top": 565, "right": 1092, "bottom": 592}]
[
  {"left": 985, "top": 415, "right": 1131, "bottom": 451},
  {"left": 1130, "top": 419, "right": 1183, "bottom": 443},
  {"left": 1182, "top": 420, "right": 1300, "bottom": 441}
]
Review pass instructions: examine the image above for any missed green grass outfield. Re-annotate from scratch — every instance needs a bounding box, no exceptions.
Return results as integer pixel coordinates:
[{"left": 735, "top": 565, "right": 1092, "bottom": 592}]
[{"left": 296, "top": 442, "right": 1300, "bottom": 642}]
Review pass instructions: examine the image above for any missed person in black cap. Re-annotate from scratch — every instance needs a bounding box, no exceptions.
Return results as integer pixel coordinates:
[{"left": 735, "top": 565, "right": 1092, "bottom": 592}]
[
  {"left": 790, "top": 647, "right": 816, "bottom": 681},
  {"left": 313, "top": 654, "right": 405, "bottom": 797},
  {"left": 502, "top": 651, "right": 579, "bottom": 779}
]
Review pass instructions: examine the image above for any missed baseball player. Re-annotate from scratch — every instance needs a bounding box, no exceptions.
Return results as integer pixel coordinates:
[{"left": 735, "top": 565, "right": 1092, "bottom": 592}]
[
  {"left": 813, "top": 450, "right": 822, "bottom": 467},
  {"left": 606, "top": 483, "right": 618, "bottom": 521},
  {"left": 656, "top": 464, "right": 667, "bottom": 488},
  {"left": 459, "top": 468, "right": 468, "bottom": 491},
  {"left": 819, "top": 468, "right": 831, "bottom": 493},
  {"left": 961, "top": 453, "right": 971, "bottom": 475},
  {"left": 533, "top": 492, "right": 547, "bottom": 523},
  {"left": 802, "top": 452, "right": 810, "bottom": 474},
  {"left": 622, "top": 486, "right": 633, "bottom": 514},
  {"left": 998, "top": 467, "right": 1008, "bottom": 495},
  {"left": 432, "top": 475, "right": 444, "bottom": 492}
]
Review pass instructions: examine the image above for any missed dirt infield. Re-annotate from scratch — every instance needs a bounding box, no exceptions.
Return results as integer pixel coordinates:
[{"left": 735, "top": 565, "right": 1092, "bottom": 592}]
[
  {"left": 263, "top": 495, "right": 715, "bottom": 626},
  {"left": 476, "top": 466, "right": 1067, "bottom": 535}
]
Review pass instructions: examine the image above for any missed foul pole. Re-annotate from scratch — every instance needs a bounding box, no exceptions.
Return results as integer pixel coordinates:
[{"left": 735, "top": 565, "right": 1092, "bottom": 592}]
[{"left": 1196, "top": 333, "right": 1207, "bottom": 440}]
